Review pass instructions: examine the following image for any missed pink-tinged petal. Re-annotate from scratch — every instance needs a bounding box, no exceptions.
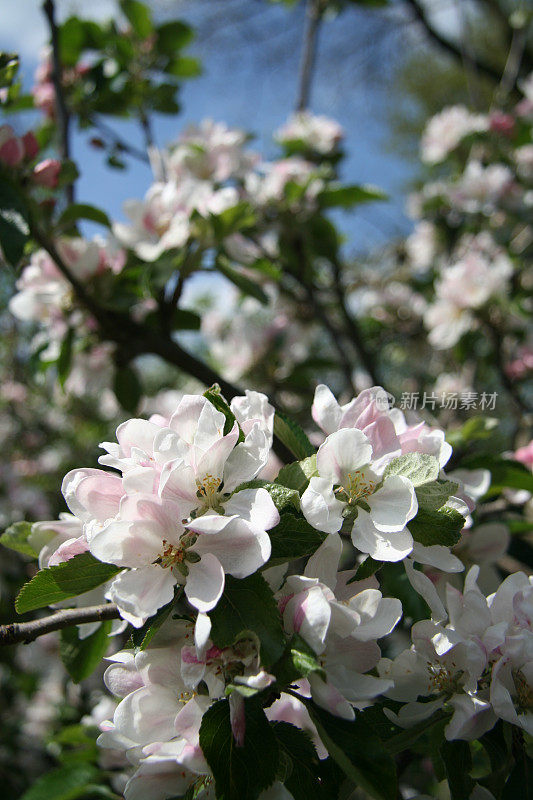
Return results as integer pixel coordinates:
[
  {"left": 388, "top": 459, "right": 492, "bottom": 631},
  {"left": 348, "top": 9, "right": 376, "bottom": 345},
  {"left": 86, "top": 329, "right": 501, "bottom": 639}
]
[
  {"left": 192, "top": 517, "right": 271, "bottom": 578},
  {"left": 317, "top": 429, "right": 372, "bottom": 485},
  {"left": 159, "top": 459, "right": 198, "bottom": 506},
  {"left": 107, "top": 565, "right": 176, "bottom": 627},
  {"left": 194, "top": 611, "right": 212, "bottom": 657},
  {"left": 62, "top": 468, "right": 123, "bottom": 521},
  {"left": 230, "top": 391, "right": 274, "bottom": 439},
  {"left": 352, "top": 509, "right": 413, "bottom": 562},
  {"left": 174, "top": 695, "right": 207, "bottom": 745},
  {"left": 301, "top": 476, "right": 344, "bottom": 534},
  {"left": 283, "top": 586, "right": 331, "bottom": 654},
  {"left": 181, "top": 645, "right": 207, "bottom": 690},
  {"left": 89, "top": 520, "right": 164, "bottom": 567},
  {"left": 308, "top": 673, "right": 354, "bottom": 720},
  {"left": 362, "top": 416, "right": 401, "bottom": 463},
  {"left": 185, "top": 553, "right": 225, "bottom": 612},
  {"left": 196, "top": 422, "right": 239, "bottom": 482},
  {"left": 446, "top": 694, "right": 496, "bottom": 741},
  {"left": 224, "top": 487, "right": 279, "bottom": 531},
  {"left": 367, "top": 475, "right": 417, "bottom": 532},
  {"left": 170, "top": 394, "right": 225, "bottom": 451},
  {"left": 404, "top": 558, "right": 446, "bottom": 622},
  {"left": 222, "top": 424, "right": 271, "bottom": 491},
  {"left": 104, "top": 652, "right": 144, "bottom": 697},
  {"left": 116, "top": 418, "right": 162, "bottom": 457},
  {"left": 304, "top": 531, "right": 342, "bottom": 589},
  {"left": 0, "top": 135, "right": 24, "bottom": 166},
  {"left": 312, "top": 384, "right": 343, "bottom": 434},
  {"left": 229, "top": 692, "right": 246, "bottom": 747},
  {"left": 114, "top": 685, "right": 179, "bottom": 745},
  {"left": 48, "top": 535, "right": 89, "bottom": 566}
]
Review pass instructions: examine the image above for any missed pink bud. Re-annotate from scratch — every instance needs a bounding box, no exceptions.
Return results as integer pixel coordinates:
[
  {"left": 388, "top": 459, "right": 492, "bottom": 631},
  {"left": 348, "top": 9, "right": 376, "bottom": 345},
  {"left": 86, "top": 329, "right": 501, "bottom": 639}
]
[
  {"left": 0, "top": 124, "right": 24, "bottom": 166},
  {"left": 32, "top": 158, "right": 61, "bottom": 188},
  {"left": 22, "top": 131, "right": 39, "bottom": 160},
  {"left": 490, "top": 111, "right": 515, "bottom": 136}
]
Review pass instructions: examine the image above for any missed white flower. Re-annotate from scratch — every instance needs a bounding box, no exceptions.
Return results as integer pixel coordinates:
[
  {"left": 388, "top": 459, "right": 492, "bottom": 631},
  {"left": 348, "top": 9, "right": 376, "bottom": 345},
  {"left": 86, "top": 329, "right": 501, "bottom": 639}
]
[
  {"left": 301, "top": 427, "right": 417, "bottom": 562},
  {"left": 275, "top": 111, "right": 343, "bottom": 155},
  {"left": 421, "top": 106, "right": 488, "bottom": 164}
]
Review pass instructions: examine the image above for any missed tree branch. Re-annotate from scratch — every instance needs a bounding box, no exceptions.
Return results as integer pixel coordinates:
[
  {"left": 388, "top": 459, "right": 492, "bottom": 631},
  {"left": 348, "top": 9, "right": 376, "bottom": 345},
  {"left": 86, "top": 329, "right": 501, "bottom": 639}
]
[
  {"left": 330, "top": 256, "right": 382, "bottom": 387},
  {"left": 403, "top": 0, "right": 505, "bottom": 87},
  {"left": 89, "top": 115, "right": 151, "bottom": 165},
  {"left": 29, "top": 227, "right": 294, "bottom": 463},
  {"left": 42, "top": 0, "right": 74, "bottom": 204},
  {"left": 0, "top": 604, "right": 120, "bottom": 645},
  {"left": 296, "top": 0, "right": 324, "bottom": 111}
]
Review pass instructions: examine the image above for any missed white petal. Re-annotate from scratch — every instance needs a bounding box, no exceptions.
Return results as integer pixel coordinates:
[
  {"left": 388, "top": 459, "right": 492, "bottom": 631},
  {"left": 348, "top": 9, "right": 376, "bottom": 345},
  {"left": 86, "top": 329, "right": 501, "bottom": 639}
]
[
  {"left": 368, "top": 475, "right": 417, "bottom": 532},
  {"left": 404, "top": 558, "right": 446, "bottom": 622},
  {"left": 185, "top": 553, "right": 225, "bottom": 612},
  {"left": 317, "top": 429, "right": 372, "bottom": 485},
  {"left": 308, "top": 673, "right": 354, "bottom": 720},
  {"left": 311, "top": 384, "right": 342, "bottom": 434},
  {"left": 352, "top": 508, "right": 413, "bottom": 562},
  {"left": 304, "top": 531, "right": 342, "bottom": 589},
  {"left": 301, "top": 476, "right": 344, "bottom": 534},
  {"left": 107, "top": 566, "right": 176, "bottom": 628},
  {"left": 192, "top": 517, "right": 271, "bottom": 578},
  {"left": 224, "top": 487, "right": 280, "bottom": 531}
]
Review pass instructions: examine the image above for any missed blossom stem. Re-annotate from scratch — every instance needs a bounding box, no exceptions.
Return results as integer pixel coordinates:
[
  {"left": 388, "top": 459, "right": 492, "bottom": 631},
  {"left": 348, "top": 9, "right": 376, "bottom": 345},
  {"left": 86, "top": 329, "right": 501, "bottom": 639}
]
[{"left": 0, "top": 604, "right": 121, "bottom": 645}]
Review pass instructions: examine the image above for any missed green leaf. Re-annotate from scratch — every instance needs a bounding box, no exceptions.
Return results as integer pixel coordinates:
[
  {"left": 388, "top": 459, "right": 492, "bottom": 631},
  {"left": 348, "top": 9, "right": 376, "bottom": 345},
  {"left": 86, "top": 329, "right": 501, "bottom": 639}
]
[
  {"left": 203, "top": 385, "right": 243, "bottom": 438},
  {"left": 290, "top": 634, "right": 326, "bottom": 679},
  {"left": 415, "top": 480, "right": 459, "bottom": 511},
  {"left": 172, "top": 308, "right": 201, "bottom": 330},
  {"left": 130, "top": 601, "right": 174, "bottom": 650},
  {"left": 156, "top": 20, "right": 195, "bottom": 54},
  {"left": 15, "top": 553, "right": 121, "bottom": 614},
  {"left": 268, "top": 511, "right": 326, "bottom": 566},
  {"left": 486, "top": 459, "right": 533, "bottom": 494},
  {"left": 0, "top": 168, "right": 30, "bottom": 266},
  {"left": 408, "top": 506, "right": 465, "bottom": 548},
  {"left": 199, "top": 698, "right": 279, "bottom": 800},
  {"left": 58, "top": 203, "right": 111, "bottom": 230},
  {"left": 1, "top": 521, "right": 39, "bottom": 557},
  {"left": 351, "top": 555, "right": 383, "bottom": 582},
  {"left": 217, "top": 259, "right": 269, "bottom": 305},
  {"left": 58, "top": 18, "right": 87, "bottom": 66},
  {"left": 165, "top": 56, "right": 202, "bottom": 78},
  {"left": 319, "top": 184, "right": 387, "bottom": 208},
  {"left": 273, "top": 411, "right": 315, "bottom": 461},
  {"left": 60, "top": 620, "right": 112, "bottom": 683},
  {"left": 276, "top": 455, "right": 318, "bottom": 492},
  {"left": 113, "top": 364, "right": 142, "bottom": 414},
  {"left": 233, "top": 480, "right": 300, "bottom": 513},
  {"left": 18, "top": 763, "right": 100, "bottom": 800},
  {"left": 383, "top": 453, "right": 440, "bottom": 487},
  {"left": 120, "top": 0, "right": 153, "bottom": 37},
  {"left": 208, "top": 573, "right": 285, "bottom": 668},
  {"left": 272, "top": 722, "right": 325, "bottom": 800},
  {"left": 502, "top": 752, "right": 533, "bottom": 799},
  {"left": 440, "top": 740, "right": 474, "bottom": 800},
  {"left": 57, "top": 327, "right": 74, "bottom": 388},
  {"left": 303, "top": 699, "right": 398, "bottom": 800}
]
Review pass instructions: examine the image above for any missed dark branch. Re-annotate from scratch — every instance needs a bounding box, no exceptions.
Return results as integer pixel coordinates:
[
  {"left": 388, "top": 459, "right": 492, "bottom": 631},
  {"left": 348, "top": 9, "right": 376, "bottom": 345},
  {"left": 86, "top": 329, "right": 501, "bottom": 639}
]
[
  {"left": 0, "top": 604, "right": 120, "bottom": 645},
  {"left": 403, "top": 0, "right": 505, "bottom": 86},
  {"left": 89, "top": 115, "right": 151, "bottom": 165},
  {"left": 296, "top": 0, "right": 324, "bottom": 111},
  {"left": 42, "top": 0, "right": 74, "bottom": 203},
  {"left": 29, "top": 228, "right": 294, "bottom": 463}
]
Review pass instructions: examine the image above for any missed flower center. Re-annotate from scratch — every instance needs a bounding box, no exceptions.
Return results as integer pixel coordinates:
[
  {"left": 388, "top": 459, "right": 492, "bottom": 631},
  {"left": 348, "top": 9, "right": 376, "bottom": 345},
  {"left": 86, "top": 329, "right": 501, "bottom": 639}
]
[
  {"left": 515, "top": 669, "right": 533, "bottom": 711},
  {"left": 426, "top": 660, "right": 463, "bottom": 694},
  {"left": 335, "top": 467, "right": 376, "bottom": 506}
]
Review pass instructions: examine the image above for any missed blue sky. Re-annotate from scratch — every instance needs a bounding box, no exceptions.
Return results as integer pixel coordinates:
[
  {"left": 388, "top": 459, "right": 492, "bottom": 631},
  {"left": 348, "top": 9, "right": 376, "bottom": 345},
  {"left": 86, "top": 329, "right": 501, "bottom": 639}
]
[{"left": 0, "top": 0, "right": 433, "bottom": 255}]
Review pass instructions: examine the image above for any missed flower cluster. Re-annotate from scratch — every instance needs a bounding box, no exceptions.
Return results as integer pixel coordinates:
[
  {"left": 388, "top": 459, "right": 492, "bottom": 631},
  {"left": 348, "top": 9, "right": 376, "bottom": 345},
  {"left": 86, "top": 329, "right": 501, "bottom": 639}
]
[
  {"left": 405, "top": 75, "right": 533, "bottom": 355},
  {"left": 380, "top": 566, "right": 533, "bottom": 740}
]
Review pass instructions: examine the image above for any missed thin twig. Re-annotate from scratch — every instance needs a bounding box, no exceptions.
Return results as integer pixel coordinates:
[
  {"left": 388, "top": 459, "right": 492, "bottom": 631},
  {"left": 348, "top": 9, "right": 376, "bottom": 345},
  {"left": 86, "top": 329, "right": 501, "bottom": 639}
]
[
  {"left": 296, "top": 0, "right": 324, "bottom": 111},
  {"left": 403, "top": 0, "right": 504, "bottom": 86},
  {"left": 90, "top": 115, "right": 151, "bottom": 165},
  {"left": 330, "top": 256, "right": 382, "bottom": 387},
  {"left": 42, "top": 0, "right": 74, "bottom": 204},
  {"left": 0, "top": 604, "right": 121, "bottom": 645}
]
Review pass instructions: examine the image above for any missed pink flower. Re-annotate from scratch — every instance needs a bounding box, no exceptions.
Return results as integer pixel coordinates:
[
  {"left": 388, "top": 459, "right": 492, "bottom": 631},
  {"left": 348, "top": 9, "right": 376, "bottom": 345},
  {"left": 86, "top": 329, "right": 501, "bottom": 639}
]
[
  {"left": 33, "top": 158, "right": 62, "bottom": 188},
  {"left": 515, "top": 441, "right": 533, "bottom": 470},
  {"left": 489, "top": 111, "right": 515, "bottom": 136},
  {"left": 22, "top": 131, "right": 39, "bottom": 160}
]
